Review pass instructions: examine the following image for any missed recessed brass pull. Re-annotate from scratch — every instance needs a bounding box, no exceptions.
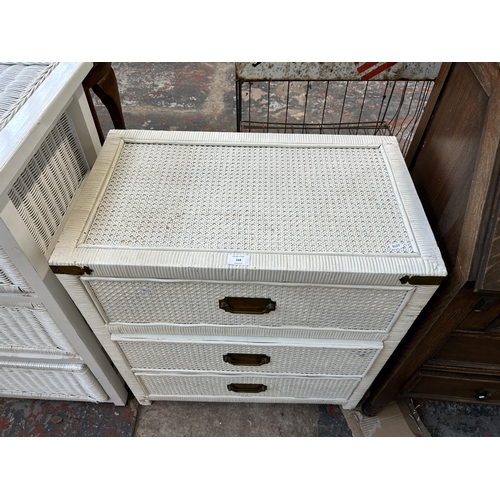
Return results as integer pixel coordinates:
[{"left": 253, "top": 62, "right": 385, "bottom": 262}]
[
  {"left": 223, "top": 353, "right": 271, "bottom": 366},
  {"left": 219, "top": 297, "right": 276, "bottom": 314},
  {"left": 227, "top": 383, "right": 267, "bottom": 393}
]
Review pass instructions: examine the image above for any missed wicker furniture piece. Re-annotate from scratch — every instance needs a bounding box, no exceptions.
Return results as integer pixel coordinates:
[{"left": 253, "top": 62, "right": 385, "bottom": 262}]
[
  {"left": 50, "top": 130, "right": 446, "bottom": 408},
  {"left": 0, "top": 62, "right": 127, "bottom": 403}
]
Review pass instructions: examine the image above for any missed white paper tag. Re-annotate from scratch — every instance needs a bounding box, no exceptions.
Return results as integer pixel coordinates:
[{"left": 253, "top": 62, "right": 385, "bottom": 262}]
[
  {"left": 389, "top": 242, "right": 404, "bottom": 250},
  {"left": 228, "top": 254, "right": 250, "bottom": 266}
]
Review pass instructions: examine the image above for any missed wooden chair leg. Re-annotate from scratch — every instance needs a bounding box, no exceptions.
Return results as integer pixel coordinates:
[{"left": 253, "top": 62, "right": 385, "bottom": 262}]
[
  {"left": 83, "top": 63, "right": 126, "bottom": 145},
  {"left": 91, "top": 66, "right": 126, "bottom": 131},
  {"left": 84, "top": 86, "right": 105, "bottom": 145}
]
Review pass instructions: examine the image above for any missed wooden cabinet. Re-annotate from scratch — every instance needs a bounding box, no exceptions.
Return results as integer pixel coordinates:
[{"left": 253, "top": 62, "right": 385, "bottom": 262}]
[{"left": 362, "top": 63, "right": 500, "bottom": 414}]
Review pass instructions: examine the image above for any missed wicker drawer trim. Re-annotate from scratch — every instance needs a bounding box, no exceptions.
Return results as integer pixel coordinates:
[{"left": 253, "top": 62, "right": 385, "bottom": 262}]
[{"left": 108, "top": 322, "right": 389, "bottom": 341}]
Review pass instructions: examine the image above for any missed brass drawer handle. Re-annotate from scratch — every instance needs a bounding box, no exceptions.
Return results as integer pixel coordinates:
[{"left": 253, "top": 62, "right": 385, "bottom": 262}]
[
  {"left": 227, "top": 383, "right": 267, "bottom": 393},
  {"left": 219, "top": 297, "right": 276, "bottom": 314},
  {"left": 223, "top": 353, "right": 271, "bottom": 366}
]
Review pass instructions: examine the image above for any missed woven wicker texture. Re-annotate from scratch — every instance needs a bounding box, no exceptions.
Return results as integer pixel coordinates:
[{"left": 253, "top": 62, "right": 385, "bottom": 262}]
[
  {"left": 137, "top": 372, "right": 358, "bottom": 401},
  {"left": 0, "top": 360, "right": 109, "bottom": 402},
  {"left": 118, "top": 339, "right": 380, "bottom": 376},
  {"left": 84, "top": 142, "right": 414, "bottom": 254},
  {"left": 0, "top": 247, "right": 32, "bottom": 293},
  {"left": 0, "top": 303, "right": 76, "bottom": 354},
  {"left": 0, "top": 62, "right": 58, "bottom": 131},
  {"left": 8, "top": 112, "right": 89, "bottom": 253},
  {"left": 86, "top": 279, "right": 409, "bottom": 332}
]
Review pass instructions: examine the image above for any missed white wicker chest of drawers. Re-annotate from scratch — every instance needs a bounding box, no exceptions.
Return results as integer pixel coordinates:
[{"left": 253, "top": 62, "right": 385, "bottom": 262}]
[{"left": 49, "top": 130, "right": 447, "bottom": 408}]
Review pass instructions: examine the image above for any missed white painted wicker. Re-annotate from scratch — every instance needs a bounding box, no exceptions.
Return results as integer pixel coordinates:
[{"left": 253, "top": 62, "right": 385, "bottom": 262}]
[
  {"left": 116, "top": 337, "right": 382, "bottom": 376},
  {"left": 109, "top": 323, "right": 389, "bottom": 341},
  {"left": 0, "top": 302, "right": 77, "bottom": 355},
  {"left": 0, "top": 360, "right": 109, "bottom": 402},
  {"left": 0, "top": 62, "right": 128, "bottom": 404},
  {"left": 0, "top": 246, "right": 32, "bottom": 293},
  {"left": 50, "top": 130, "right": 447, "bottom": 408},
  {"left": 85, "top": 143, "right": 414, "bottom": 254},
  {"left": 0, "top": 62, "right": 58, "bottom": 131},
  {"left": 8, "top": 112, "right": 89, "bottom": 254},
  {"left": 85, "top": 278, "right": 412, "bottom": 334},
  {"left": 136, "top": 372, "right": 359, "bottom": 404}
]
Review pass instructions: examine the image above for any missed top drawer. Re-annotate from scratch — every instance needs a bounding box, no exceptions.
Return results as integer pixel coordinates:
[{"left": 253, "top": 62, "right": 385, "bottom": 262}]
[{"left": 83, "top": 277, "right": 413, "bottom": 334}]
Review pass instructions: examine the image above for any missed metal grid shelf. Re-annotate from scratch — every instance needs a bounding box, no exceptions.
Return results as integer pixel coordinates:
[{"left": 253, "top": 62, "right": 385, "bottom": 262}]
[{"left": 236, "top": 62, "right": 441, "bottom": 156}]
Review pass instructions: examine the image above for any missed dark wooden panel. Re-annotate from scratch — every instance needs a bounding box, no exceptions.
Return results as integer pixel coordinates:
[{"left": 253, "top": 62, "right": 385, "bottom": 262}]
[
  {"left": 431, "top": 332, "right": 500, "bottom": 366},
  {"left": 408, "top": 371, "right": 500, "bottom": 404},
  {"left": 455, "top": 295, "right": 500, "bottom": 331},
  {"left": 410, "top": 63, "right": 488, "bottom": 269},
  {"left": 476, "top": 169, "right": 500, "bottom": 291},
  {"left": 362, "top": 64, "right": 500, "bottom": 415}
]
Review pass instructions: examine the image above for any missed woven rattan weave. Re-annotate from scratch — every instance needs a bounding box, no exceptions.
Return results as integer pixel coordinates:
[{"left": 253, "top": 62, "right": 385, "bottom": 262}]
[
  {"left": 0, "top": 247, "right": 32, "bottom": 293},
  {"left": 86, "top": 278, "right": 411, "bottom": 332},
  {"left": 117, "top": 338, "right": 381, "bottom": 376},
  {"left": 136, "top": 372, "right": 360, "bottom": 403},
  {"left": 0, "top": 62, "right": 58, "bottom": 132},
  {"left": 0, "top": 360, "right": 108, "bottom": 402},
  {"left": 0, "top": 302, "right": 77, "bottom": 355},
  {"left": 8, "top": 112, "right": 89, "bottom": 254},
  {"left": 85, "top": 142, "right": 414, "bottom": 254}
]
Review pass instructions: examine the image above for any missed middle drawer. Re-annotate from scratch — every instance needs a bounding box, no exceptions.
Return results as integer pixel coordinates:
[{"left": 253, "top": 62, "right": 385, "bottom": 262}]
[{"left": 113, "top": 336, "right": 383, "bottom": 377}]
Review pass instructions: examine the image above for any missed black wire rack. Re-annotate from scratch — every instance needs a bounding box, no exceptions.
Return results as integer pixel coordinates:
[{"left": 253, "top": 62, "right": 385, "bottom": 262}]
[{"left": 236, "top": 63, "right": 440, "bottom": 156}]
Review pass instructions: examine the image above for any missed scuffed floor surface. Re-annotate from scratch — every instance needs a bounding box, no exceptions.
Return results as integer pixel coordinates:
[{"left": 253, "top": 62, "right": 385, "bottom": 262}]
[
  {"left": 413, "top": 398, "right": 500, "bottom": 437},
  {"left": 133, "top": 402, "right": 352, "bottom": 437},
  {"left": 0, "top": 397, "right": 138, "bottom": 437}
]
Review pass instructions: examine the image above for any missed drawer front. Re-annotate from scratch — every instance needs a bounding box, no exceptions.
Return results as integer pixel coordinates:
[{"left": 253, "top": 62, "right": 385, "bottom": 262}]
[
  {"left": 0, "top": 302, "right": 77, "bottom": 355},
  {"left": 116, "top": 338, "right": 382, "bottom": 377},
  {"left": 455, "top": 295, "right": 500, "bottom": 332},
  {"left": 85, "top": 278, "right": 412, "bottom": 333},
  {"left": 432, "top": 332, "right": 500, "bottom": 366},
  {"left": 0, "top": 247, "right": 32, "bottom": 294},
  {"left": 136, "top": 372, "right": 360, "bottom": 403},
  {"left": 408, "top": 371, "right": 500, "bottom": 403},
  {"left": 0, "top": 360, "right": 109, "bottom": 402}
]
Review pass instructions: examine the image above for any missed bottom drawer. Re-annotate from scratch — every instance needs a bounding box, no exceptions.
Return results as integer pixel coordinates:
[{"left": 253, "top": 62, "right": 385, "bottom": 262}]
[
  {"left": 0, "top": 360, "right": 109, "bottom": 402},
  {"left": 136, "top": 371, "right": 360, "bottom": 404},
  {"left": 408, "top": 371, "right": 500, "bottom": 404}
]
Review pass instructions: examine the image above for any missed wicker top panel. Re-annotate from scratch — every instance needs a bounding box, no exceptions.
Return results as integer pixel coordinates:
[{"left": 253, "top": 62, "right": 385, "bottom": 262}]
[
  {"left": 0, "top": 63, "right": 57, "bottom": 131},
  {"left": 84, "top": 142, "right": 414, "bottom": 255}
]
